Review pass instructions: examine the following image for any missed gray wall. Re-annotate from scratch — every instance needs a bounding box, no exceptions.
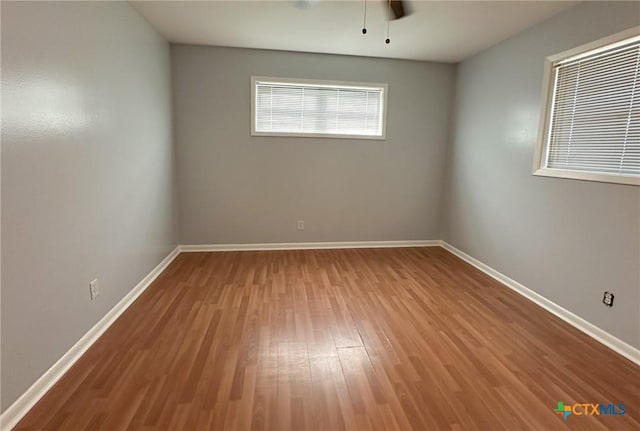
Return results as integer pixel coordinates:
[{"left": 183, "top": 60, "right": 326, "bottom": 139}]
[
  {"left": 443, "top": 1, "right": 640, "bottom": 349},
  {"left": 172, "top": 45, "right": 455, "bottom": 245},
  {"left": 1, "top": 1, "right": 176, "bottom": 409}
]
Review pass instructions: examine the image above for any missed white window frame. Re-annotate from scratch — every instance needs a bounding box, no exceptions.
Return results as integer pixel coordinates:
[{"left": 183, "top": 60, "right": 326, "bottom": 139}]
[
  {"left": 251, "top": 76, "right": 388, "bottom": 140},
  {"left": 533, "top": 26, "right": 640, "bottom": 186}
]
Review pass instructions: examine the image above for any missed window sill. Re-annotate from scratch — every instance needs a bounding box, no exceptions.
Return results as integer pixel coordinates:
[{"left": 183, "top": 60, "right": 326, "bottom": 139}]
[{"left": 533, "top": 167, "right": 640, "bottom": 186}]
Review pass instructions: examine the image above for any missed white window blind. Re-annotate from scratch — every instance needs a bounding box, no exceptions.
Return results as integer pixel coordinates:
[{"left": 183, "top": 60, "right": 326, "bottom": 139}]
[
  {"left": 252, "top": 78, "right": 386, "bottom": 138},
  {"left": 545, "top": 36, "right": 640, "bottom": 177}
]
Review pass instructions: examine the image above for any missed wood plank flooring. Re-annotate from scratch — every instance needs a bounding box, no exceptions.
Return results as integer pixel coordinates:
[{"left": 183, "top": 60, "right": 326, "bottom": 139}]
[{"left": 14, "top": 247, "right": 640, "bottom": 430}]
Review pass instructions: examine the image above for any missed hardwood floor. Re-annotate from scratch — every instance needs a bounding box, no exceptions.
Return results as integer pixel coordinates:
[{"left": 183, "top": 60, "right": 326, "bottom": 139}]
[{"left": 15, "top": 247, "right": 640, "bottom": 430}]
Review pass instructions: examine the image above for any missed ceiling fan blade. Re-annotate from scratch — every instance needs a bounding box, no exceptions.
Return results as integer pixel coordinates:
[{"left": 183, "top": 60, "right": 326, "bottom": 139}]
[{"left": 389, "top": 0, "right": 411, "bottom": 20}]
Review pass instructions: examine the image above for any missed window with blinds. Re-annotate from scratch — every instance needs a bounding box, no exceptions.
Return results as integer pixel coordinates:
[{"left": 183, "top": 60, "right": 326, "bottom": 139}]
[
  {"left": 534, "top": 30, "right": 640, "bottom": 186},
  {"left": 251, "top": 77, "right": 387, "bottom": 139}
]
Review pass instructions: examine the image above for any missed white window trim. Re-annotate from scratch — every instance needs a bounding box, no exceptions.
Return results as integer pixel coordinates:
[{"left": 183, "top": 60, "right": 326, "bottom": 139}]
[
  {"left": 533, "top": 26, "right": 640, "bottom": 187},
  {"left": 250, "top": 76, "right": 388, "bottom": 140}
]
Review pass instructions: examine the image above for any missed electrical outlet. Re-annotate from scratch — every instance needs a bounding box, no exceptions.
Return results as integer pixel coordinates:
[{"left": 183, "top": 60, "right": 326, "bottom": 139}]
[
  {"left": 297, "top": 220, "right": 305, "bottom": 231},
  {"left": 89, "top": 279, "right": 99, "bottom": 300},
  {"left": 603, "top": 291, "right": 614, "bottom": 307}
]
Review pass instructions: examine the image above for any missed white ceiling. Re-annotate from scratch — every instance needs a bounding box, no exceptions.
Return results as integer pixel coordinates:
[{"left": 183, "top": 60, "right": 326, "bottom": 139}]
[{"left": 131, "top": 0, "right": 578, "bottom": 62}]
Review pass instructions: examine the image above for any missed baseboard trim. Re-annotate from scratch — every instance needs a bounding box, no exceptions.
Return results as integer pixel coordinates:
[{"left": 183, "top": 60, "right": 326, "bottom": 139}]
[
  {"left": 179, "top": 240, "right": 441, "bottom": 252},
  {"left": 440, "top": 241, "right": 640, "bottom": 366},
  {"left": 0, "top": 247, "right": 181, "bottom": 431}
]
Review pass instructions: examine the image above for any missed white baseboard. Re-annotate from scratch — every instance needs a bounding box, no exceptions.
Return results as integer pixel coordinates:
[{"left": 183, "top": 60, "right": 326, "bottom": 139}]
[
  {"left": 179, "top": 239, "right": 440, "bottom": 252},
  {"left": 0, "top": 247, "right": 181, "bottom": 431},
  {"left": 440, "top": 241, "right": 640, "bottom": 366}
]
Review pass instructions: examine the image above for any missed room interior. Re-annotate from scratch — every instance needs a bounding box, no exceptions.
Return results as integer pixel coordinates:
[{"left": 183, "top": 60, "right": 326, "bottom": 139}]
[{"left": 1, "top": 1, "right": 639, "bottom": 430}]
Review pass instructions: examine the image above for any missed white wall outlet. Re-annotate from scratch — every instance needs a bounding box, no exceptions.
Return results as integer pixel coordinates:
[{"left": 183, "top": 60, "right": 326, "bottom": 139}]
[
  {"left": 89, "top": 279, "right": 99, "bottom": 300},
  {"left": 297, "top": 220, "right": 305, "bottom": 230}
]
